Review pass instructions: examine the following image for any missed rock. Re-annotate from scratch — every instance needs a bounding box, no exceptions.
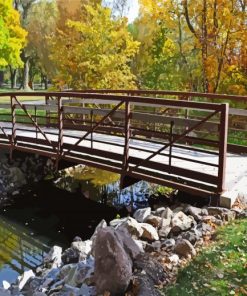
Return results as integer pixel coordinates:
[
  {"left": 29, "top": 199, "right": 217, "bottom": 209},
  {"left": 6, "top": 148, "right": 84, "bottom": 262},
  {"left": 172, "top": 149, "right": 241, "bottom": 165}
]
[
  {"left": 133, "top": 240, "right": 147, "bottom": 253},
  {"left": 64, "top": 256, "right": 95, "bottom": 287},
  {"left": 151, "top": 241, "right": 162, "bottom": 252},
  {"left": 158, "top": 217, "right": 171, "bottom": 238},
  {"left": 174, "top": 239, "right": 196, "bottom": 257},
  {"left": 134, "top": 274, "right": 162, "bottom": 296},
  {"left": 56, "top": 284, "right": 80, "bottom": 295},
  {"left": 144, "top": 215, "right": 162, "bottom": 228},
  {"left": 44, "top": 246, "right": 62, "bottom": 268},
  {"left": 115, "top": 229, "right": 144, "bottom": 260},
  {"left": 180, "top": 229, "right": 201, "bottom": 245},
  {"left": 0, "top": 288, "right": 10, "bottom": 296},
  {"left": 133, "top": 207, "right": 151, "bottom": 223},
  {"left": 2, "top": 281, "right": 10, "bottom": 290},
  {"left": 160, "top": 207, "right": 173, "bottom": 220},
  {"left": 109, "top": 217, "right": 127, "bottom": 228},
  {"left": 173, "top": 206, "right": 184, "bottom": 214},
  {"left": 117, "top": 217, "right": 143, "bottom": 238},
  {"left": 94, "top": 227, "right": 133, "bottom": 296},
  {"left": 171, "top": 211, "right": 194, "bottom": 233},
  {"left": 207, "top": 207, "right": 236, "bottom": 221},
  {"left": 195, "top": 222, "right": 213, "bottom": 236},
  {"left": 168, "top": 254, "right": 180, "bottom": 265},
  {"left": 133, "top": 254, "right": 166, "bottom": 287},
  {"left": 161, "top": 239, "right": 176, "bottom": 250},
  {"left": 185, "top": 205, "right": 208, "bottom": 221},
  {"left": 90, "top": 220, "right": 107, "bottom": 256},
  {"left": 18, "top": 270, "right": 35, "bottom": 291},
  {"left": 60, "top": 264, "right": 77, "bottom": 281},
  {"left": 140, "top": 223, "right": 159, "bottom": 241},
  {"left": 154, "top": 207, "right": 166, "bottom": 216},
  {"left": 79, "top": 284, "right": 96, "bottom": 296},
  {"left": 62, "top": 240, "right": 92, "bottom": 264},
  {"left": 238, "top": 209, "right": 247, "bottom": 219}
]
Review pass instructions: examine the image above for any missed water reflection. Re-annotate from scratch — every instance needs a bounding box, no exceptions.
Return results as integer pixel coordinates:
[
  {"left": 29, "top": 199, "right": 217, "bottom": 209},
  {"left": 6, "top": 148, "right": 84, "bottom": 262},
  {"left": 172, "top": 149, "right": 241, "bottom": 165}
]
[
  {"left": 55, "top": 165, "right": 156, "bottom": 209},
  {"left": 0, "top": 216, "right": 49, "bottom": 284}
]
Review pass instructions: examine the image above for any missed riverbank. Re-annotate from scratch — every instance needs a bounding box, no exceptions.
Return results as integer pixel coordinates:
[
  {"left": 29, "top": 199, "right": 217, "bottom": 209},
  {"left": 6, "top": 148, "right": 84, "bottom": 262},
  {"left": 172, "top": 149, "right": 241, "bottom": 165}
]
[{"left": 1, "top": 199, "right": 246, "bottom": 296}]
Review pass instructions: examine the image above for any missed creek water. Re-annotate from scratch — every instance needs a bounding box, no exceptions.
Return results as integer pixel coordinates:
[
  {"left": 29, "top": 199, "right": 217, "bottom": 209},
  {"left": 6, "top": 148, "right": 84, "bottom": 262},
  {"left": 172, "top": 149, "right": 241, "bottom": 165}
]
[{"left": 0, "top": 165, "right": 155, "bottom": 285}]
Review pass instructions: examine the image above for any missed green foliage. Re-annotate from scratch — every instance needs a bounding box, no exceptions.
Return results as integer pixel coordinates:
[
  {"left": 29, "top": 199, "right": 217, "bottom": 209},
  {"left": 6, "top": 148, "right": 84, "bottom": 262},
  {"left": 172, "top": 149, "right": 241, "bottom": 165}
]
[
  {"left": 162, "top": 219, "right": 247, "bottom": 296},
  {"left": 0, "top": 0, "right": 27, "bottom": 68}
]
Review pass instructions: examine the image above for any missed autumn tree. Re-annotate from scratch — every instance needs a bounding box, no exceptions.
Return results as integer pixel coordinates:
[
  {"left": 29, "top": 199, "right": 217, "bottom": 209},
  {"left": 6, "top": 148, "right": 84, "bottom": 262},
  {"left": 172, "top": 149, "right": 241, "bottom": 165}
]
[
  {"left": 49, "top": 3, "right": 140, "bottom": 89},
  {"left": 26, "top": 0, "right": 58, "bottom": 89},
  {"left": 0, "top": 0, "right": 27, "bottom": 86}
]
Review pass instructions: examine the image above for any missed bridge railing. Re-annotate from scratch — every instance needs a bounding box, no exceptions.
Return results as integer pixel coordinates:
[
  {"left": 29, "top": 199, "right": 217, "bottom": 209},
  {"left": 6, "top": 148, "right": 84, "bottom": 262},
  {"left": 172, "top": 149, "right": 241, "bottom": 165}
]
[
  {"left": 0, "top": 92, "right": 229, "bottom": 197},
  {"left": 65, "top": 89, "right": 247, "bottom": 154}
]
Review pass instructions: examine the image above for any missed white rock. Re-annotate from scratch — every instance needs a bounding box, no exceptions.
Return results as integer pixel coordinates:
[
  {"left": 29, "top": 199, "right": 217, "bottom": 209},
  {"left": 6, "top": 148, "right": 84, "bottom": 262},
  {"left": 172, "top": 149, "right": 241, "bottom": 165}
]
[
  {"left": 168, "top": 254, "right": 180, "bottom": 265},
  {"left": 140, "top": 223, "right": 159, "bottom": 241},
  {"left": 171, "top": 211, "right": 194, "bottom": 233},
  {"left": 133, "top": 207, "right": 151, "bottom": 223},
  {"left": 44, "top": 246, "right": 62, "bottom": 268},
  {"left": 161, "top": 207, "right": 173, "bottom": 220},
  {"left": 18, "top": 270, "right": 35, "bottom": 291},
  {"left": 109, "top": 217, "right": 127, "bottom": 228},
  {"left": 117, "top": 217, "right": 143, "bottom": 238},
  {"left": 2, "top": 281, "right": 10, "bottom": 290}
]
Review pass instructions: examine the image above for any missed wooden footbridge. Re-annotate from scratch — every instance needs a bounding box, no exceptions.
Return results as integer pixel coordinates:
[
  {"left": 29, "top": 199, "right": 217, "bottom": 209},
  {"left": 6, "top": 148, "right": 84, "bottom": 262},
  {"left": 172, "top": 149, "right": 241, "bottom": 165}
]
[{"left": 0, "top": 90, "right": 247, "bottom": 206}]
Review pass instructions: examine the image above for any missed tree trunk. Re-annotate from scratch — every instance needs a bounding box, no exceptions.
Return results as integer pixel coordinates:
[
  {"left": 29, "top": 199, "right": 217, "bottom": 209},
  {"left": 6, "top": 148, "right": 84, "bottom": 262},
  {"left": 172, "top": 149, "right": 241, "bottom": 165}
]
[
  {"left": 21, "top": 56, "right": 32, "bottom": 91},
  {"left": 0, "top": 71, "right": 4, "bottom": 87},
  {"left": 9, "top": 66, "right": 17, "bottom": 89}
]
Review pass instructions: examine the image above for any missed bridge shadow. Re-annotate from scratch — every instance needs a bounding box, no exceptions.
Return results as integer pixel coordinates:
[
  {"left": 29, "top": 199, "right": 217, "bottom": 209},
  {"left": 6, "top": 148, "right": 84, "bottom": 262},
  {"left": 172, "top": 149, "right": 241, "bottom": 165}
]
[{"left": 0, "top": 180, "right": 119, "bottom": 247}]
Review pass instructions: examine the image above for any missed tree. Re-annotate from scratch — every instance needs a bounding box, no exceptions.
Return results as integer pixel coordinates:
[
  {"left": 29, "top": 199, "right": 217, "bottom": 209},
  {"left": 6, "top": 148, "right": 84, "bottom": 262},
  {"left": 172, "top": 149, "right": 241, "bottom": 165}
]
[
  {"left": 49, "top": 3, "right": 140, "bottom": 90},
  {"left": 26, "top": 0, "right": 58, "bottom": 89},
  {"left": 0, "top": 0, "right": 27, "bottom": 68}
]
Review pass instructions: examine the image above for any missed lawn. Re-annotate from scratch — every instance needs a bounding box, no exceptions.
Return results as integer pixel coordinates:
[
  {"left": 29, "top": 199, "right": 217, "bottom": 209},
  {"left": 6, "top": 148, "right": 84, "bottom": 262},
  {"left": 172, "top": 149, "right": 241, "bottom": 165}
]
[
  {"left": 162, "top": 218, "right": 247, "bottom": 296},
  {"left": 0, "top": 88, "right": 46, "bottom": 103}
]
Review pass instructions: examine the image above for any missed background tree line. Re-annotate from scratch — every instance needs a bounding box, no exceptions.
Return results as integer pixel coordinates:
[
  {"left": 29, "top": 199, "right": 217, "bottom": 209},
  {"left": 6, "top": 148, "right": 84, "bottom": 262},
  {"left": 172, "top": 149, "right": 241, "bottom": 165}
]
[{"left": 0, "top": 0, "right": 246, "bottom": 94}]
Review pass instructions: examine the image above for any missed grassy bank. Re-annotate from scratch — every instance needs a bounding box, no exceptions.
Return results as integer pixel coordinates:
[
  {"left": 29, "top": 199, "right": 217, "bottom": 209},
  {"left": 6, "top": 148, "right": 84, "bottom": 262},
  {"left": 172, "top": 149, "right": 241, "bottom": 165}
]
[{"left": 162, "top": 218, "right": 247, "bottom": 296}]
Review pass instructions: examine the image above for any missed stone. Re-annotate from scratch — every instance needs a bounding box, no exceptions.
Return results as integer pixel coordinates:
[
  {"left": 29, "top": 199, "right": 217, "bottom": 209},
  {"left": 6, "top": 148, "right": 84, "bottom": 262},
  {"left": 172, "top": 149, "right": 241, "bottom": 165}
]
[
  {"left": 174, "top": 239, "right": 196, "bottom": 257},
  {"left": 133, "top": 254, "right": 166, "bottom": 287},
  {"left": 90, "top": 220, "right": 107, "bottom": 257},
  {"left": 0, "top": 288, "right": 10, "bottom": 296},
  {"left": 238, "top": 209, "right": 247, "bottom": 219},
  {"left": 2, "top": 281, "right": 10, "bottom": 290},
  {"left": 195, "top": 222, "right": 213, "bottom": 236},
  {"left": 18, "top": 270, "right": 35, "bottom": 291},
  {"left": 62, "top": 240, "right": 92, "bottom": 264},
  {"left": 79, "top": 284, "right": 96, "bottom": 296},
  {"left": 109, "top": 217, "right": 127, "bottom": 228},
  {"left": 133, "top": 207, "right": 151, "bottom": 223},
  {"left": 134, "top": 275, "right": 163, "bottom": 296},
  {"left": 115, "top": 229, "right": 144, "bottom": 260},
  {"left": 59, "top": 264, "right": 77, "bottom": 281},
  {"left": 44, "top": 246, "right": 62, "bottom": 268},
  {"left": 144, "top": 215, "right": 162, "bottom": 228},
  {"left": 154, "top": 207, "right": 166, "bottom": 216},
  {"left": 161, "top": 238, "right": 176, "bottom": 250},
  {"left": 56, "top": 284, "right": 80, "bottom": 295},
  {"left": 207, "top": 207, "right": 236, "bottom": 221},
  {"left": 171, "top": 211, "right": 194, "bottom": 233},
  {"left": 140, "top": 223, "right": 159, "bottom": 241},
  {"left": 160, "top": 207, "right": 173, "bottom": 220},
  {"left": 64, "top": 256, "right": 95, "bottom": 287},
  {"left": 168, "top": 254, "right": 180, "bottom": 265},
  {"left": 180, "top": 229, "right": 201, "bottom": 245},
  {"left": 133, "top": 240, "right": 147, "bottom": 253},
  {"left": 158, "top": 218, "right": 171, "bottom": 238},
  {"left": 185, "top": 205, "right": 208, "bottom": 221},
  {"left": 94, "top": 227, "right": 133, "bottom": 296},
  {"left": 117, "top": 217, "right": 143, "bottom": 238}
]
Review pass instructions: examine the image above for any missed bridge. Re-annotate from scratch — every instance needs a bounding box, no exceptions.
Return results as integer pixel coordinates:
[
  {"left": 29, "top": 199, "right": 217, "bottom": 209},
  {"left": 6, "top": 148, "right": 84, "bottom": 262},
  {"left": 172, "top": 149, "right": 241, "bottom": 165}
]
[{"left": 0, "top": 90, "right": 247, "bottom": 207}]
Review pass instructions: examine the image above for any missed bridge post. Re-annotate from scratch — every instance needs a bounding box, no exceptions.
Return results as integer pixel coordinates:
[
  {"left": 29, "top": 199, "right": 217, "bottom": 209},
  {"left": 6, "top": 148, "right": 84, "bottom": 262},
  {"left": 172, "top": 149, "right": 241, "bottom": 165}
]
[
  {"left": 56, "top": 96, "right": 63, "bottom": 170},
  {"left": 10, "top": 96, "right": 16, "bottom": 161},
  {"left": 218, "top": 103, "right": 229, "bottom": 194}
]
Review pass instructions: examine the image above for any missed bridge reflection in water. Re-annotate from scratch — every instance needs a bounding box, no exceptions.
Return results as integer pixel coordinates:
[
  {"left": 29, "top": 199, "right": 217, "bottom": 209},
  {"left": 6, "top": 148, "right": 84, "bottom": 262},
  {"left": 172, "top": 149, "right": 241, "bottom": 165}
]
[{"left": 0, "top": 216, "right": 49, "bottom": 284}]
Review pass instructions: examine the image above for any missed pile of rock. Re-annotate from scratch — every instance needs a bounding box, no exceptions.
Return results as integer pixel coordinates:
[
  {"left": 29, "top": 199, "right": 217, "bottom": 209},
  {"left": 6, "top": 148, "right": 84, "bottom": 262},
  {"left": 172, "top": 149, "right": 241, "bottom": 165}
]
[
  {"left": 1, "top": 204, "right": 246, "bottom": 296},
  {"left": 0, "top": 152, "right": 54, "bottom": 205}
]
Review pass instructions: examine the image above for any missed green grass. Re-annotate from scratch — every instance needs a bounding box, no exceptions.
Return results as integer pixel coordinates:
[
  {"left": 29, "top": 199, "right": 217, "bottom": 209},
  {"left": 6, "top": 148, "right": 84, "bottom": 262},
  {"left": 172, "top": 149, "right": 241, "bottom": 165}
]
[
  {"left": 162, "top": 219, "right": 247, "bottom": 296},
  {"left": 0, "top": 88, "right": 46, "bottom": 103}
]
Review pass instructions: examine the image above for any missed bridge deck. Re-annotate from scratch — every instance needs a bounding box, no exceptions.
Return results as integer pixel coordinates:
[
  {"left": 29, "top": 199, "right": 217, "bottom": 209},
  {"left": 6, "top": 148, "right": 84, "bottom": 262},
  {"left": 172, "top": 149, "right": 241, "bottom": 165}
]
[{"left": 1, "top": 122, "right": 247, "bottom": 201}]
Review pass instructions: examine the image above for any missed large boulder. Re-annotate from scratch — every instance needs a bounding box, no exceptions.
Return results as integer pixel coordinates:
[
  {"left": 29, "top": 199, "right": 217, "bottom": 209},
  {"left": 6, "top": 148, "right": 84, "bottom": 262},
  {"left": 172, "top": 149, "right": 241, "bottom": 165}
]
[
  {"left": 140, "top": 223, "right": 159, "bottom": 241},
  {"left": 90, "top": 219, "right": 107, "bottom": 256},
  {"left": 133, "top": 207, "right": 151, "bottom": 223},
  {"left": 174, "top": 239, "right": 196, "bottom": 257},
  {"left": 207, "top": 207, "right": 236, "bottom": 221},
  {"left": 94, "top": 227, "right": 133, "bottom": 296},
  {"left": 171, "top": 211, "right": 194, "bottom": 233}
]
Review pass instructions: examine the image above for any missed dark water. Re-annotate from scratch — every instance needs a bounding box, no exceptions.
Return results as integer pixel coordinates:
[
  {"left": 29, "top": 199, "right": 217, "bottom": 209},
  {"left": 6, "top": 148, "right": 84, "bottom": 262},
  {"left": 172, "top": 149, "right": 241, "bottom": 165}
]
[{"left": 0, "top": 165, "right": 157, "bottom": 285}]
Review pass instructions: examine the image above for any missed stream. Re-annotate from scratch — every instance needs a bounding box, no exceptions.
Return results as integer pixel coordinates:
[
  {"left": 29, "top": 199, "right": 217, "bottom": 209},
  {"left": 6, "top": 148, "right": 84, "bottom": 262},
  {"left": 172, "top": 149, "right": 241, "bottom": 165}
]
[{"left": 0, "top": 165, "right": 157, "bottom": 286}]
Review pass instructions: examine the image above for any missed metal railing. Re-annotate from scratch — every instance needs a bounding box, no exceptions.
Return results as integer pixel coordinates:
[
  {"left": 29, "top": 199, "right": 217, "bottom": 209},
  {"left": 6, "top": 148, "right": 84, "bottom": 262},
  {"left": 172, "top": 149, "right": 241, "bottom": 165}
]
[{"left": 0, "top": 91, "right": 231, "bottom": 198}]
